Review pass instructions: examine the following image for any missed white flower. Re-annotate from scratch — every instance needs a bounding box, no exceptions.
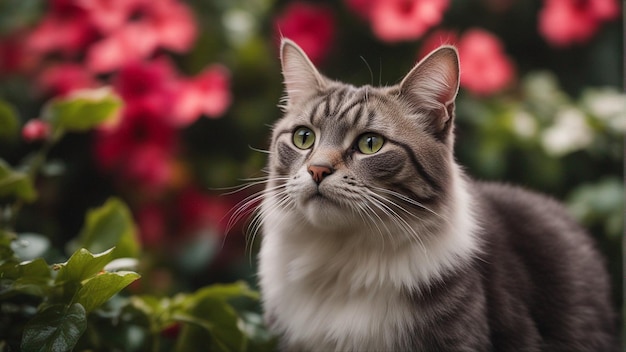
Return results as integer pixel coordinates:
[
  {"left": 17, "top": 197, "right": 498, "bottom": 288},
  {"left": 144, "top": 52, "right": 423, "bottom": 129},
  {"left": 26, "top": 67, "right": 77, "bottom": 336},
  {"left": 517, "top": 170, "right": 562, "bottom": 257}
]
[
  {"left": 582, "top": 88, "right": 626, "bottom": 133},
  {"left": 541, "top": 107, "right": 593, "bottom": 156},
  {"left": 511, "top": 109, "right": 538, "bottom": 139}
]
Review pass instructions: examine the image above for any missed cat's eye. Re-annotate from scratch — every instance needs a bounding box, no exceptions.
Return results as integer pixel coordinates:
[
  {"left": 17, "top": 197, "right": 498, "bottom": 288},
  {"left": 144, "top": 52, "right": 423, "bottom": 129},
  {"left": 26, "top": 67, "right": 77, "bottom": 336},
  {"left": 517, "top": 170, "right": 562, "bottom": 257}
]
[
  {"left": 357, "top": 133, "right": 384, "bottom": 154},
  {"left": 293, "top": 127, "right": 315, "bottom": 150}
]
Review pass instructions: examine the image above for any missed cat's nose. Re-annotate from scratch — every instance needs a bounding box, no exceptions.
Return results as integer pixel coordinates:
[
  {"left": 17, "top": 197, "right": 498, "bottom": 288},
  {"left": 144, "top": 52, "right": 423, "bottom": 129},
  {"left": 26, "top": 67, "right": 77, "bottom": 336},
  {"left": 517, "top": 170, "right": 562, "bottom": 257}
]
[{"left": 308, "top": 164, "right": 333, "bottom": 184}]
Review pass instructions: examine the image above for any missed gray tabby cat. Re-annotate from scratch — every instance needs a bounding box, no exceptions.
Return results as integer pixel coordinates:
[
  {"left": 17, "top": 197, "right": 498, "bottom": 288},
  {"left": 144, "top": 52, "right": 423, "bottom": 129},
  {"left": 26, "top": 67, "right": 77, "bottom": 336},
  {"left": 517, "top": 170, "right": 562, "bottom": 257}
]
[{"left": 256, "top": 38, "right": 616, "bottom": 351}]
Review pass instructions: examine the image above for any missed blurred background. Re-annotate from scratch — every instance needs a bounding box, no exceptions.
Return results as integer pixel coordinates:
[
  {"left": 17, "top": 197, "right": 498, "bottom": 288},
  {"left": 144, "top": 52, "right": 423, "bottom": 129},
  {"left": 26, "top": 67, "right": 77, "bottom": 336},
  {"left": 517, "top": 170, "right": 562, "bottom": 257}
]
[{"left": 0, "top": 0, "right": 623, "bottom": 340}]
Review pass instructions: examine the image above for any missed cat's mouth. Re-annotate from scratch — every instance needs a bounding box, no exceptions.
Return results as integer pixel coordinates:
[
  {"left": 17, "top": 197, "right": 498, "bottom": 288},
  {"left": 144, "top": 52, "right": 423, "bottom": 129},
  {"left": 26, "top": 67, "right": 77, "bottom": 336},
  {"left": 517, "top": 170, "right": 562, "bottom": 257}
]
[{"left": 305, "top": 190, "right": 338, "bottom": 206}]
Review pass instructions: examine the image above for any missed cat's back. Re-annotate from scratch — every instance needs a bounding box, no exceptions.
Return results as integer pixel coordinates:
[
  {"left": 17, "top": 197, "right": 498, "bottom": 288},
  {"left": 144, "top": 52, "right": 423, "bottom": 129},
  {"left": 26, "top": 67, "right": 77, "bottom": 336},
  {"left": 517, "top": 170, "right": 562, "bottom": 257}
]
[{"left": 471, "top": 181, "right": 617, "bottom": 351}]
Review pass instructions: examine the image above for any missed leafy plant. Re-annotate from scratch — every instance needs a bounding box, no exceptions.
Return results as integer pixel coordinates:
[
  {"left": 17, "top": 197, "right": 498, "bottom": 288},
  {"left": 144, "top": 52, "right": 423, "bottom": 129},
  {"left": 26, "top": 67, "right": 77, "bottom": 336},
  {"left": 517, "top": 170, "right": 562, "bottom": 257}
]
[{"left": 0, "top": 89, "right": 275, "bottom": 351}]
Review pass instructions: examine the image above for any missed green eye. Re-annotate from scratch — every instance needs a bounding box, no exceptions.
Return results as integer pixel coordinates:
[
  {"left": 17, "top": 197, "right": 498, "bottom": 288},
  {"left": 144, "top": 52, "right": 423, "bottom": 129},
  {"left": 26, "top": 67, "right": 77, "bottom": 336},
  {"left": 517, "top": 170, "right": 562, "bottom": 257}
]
[
  {"left": 293, "top": 127, "right": 315, "bottom": 149},
  {"left": 357, "top": 133, "right": 384, "bottom": 154}
]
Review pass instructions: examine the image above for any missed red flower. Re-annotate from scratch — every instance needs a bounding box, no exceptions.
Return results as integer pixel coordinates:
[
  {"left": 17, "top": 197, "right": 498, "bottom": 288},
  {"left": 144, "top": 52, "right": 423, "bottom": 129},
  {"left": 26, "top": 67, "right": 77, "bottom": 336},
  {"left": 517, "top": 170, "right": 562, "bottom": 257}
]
[
  {"left": 25, "top": 0, "right": 98, "bottom": 57},
  {"left": 123, "top": 144, "right": 176, "bottom": 191},
  {"left": 169, "top": 65, "right": 232, "bottom": 127},
  {"left": 22, "top": 120, "right": 51, "bottom": 142},
  {"left": 38, "top": 63, "right": 99, "bottom": 96},
  {"left": 84, "top": 0, "right": 197, "bottom": 73},
  {"left": 538, "top": 0, "right": 620, "bottom": 47},
  {"left": 274, "top": 2, "right": 336, "bottom": 64},
  {"left": 86, "top": 22, "right": 159, "bottom": 73},
  {"left": 136, "top": 203, "right": 167, "bottom": 247},
  {"left": 0, "top": 34, "right": 41, "bottom": 75},
  {"left": 370, "top": 0, "right": 449, "bottom": 42},
  {"left": 76, "top": 0, "right": 144, "bottom": 33},
  {"left": 177, "top": 187, "right": 231, "bottom": 233},
  {"left": 456, "top": 29, "right": 515, "bottom": 96}
]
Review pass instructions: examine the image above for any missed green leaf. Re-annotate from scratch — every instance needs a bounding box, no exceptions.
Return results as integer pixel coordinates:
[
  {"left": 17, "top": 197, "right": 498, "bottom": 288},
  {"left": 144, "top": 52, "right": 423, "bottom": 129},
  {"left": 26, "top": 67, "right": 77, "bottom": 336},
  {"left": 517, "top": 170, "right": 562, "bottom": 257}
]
[
  {"left": 42, "top": 87, "right": 122, "bottom": 133},
  {"left": 21, "top": 303, "right": 87, "bottom": 352},
  {"left": 74, "top": 198, "right": 140, "bottom": 259},
  {"left": 54, "top": 248, "right": 114, "bottom": 284},
  {"left": 0, "top": 258, "right": 51, "bottom": 298},
  {"left": 0, "top": 99, "right": 19, "bottom": 141},
  {"left": 175, "top": 297, "right": 245, "bottom": 352},
  {"left": 0, "top": 159, "right": 37, "bottom": 202},
  {"left": 73, "top": 271, "right": 140, "bottom": 313},
  {"left": 191, "top": 281, "right": 259, "bottom": 302},
  {"left": 173, "top": 282, "right": 259, "bottom": 352}
]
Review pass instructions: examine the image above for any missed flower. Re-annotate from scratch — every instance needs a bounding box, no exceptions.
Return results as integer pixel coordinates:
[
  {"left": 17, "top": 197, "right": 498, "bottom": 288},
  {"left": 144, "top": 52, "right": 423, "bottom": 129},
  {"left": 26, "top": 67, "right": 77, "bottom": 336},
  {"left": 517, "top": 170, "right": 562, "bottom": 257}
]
[
  {"left": 456, "top": 29, "right": 515, "bottom": 96},
  {"left": 538, "top": 0, "right": 620, "bottom": 47},
  {"left": 169, "top": 65, "right": 232, "bottom": 127},
  {"left": 541, "top": 107, "right": 593, "bottom": 156},
  {"left": 83, "top": 0, "right": 197, "bottom": 73},
  {"left": 274, "top": 2, "right": 335, "bottom": 64},
  {"left": 94, "top": 102, "right": 178, "bottom": 191},
  {"left": 25, "top": 0, "right": 98, "bottom": 57},
  {"left": 177, "top": 187, "right": 231, "bottom": 233},
  {"left": 370, "top": 0, "right": 450, "bottom": 42},
  {"left": 0, "top": 34, "right": 41, "bottom": 75},
  {"left": 22, "top": 120, "right": 51, "bottom": 142},
  {"left": 37, "top": 63, "right": 99, "bottom": 96},
  {"left": 86, "top": 23, "right": 159, "bottom": 73},
  {"left": 136, "top": 203, "right": 167, "bottom": 247}
]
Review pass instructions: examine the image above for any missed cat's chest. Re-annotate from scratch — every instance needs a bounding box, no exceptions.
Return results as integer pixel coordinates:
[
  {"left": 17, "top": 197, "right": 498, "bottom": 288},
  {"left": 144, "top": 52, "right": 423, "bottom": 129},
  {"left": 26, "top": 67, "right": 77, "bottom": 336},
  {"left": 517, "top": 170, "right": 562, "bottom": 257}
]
[
  {"left": 259, "top": 232, "right": 419, "bottom": 351},
  {"left": 264, "top": 269, "right": 417, "bottom": 351}
]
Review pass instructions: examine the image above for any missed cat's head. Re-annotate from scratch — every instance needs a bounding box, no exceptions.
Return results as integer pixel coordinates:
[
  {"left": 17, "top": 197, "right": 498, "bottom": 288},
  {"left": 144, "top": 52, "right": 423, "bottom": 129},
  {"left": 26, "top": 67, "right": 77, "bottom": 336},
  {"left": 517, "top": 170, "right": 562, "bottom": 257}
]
[{"left": 265, "top": 38, "right": 461, "bottom": 233}]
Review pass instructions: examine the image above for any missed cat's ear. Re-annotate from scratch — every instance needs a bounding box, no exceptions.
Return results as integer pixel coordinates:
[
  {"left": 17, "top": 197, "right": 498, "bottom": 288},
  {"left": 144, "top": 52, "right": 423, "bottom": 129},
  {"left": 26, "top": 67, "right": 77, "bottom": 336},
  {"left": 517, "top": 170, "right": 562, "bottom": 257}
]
[
  {"left": 399, "top": 46, "right": 460, "bottom": 141},
  {"left": 280, "top": 38, "right": 327, "bottom": 105}
]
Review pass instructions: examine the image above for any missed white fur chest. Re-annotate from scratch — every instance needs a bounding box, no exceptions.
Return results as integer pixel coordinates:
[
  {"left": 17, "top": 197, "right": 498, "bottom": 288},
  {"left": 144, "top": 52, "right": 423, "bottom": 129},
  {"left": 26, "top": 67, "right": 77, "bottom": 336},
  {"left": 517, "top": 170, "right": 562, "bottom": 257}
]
[{"left": 258, "top": 220, "right": 419, "bottom": 352}]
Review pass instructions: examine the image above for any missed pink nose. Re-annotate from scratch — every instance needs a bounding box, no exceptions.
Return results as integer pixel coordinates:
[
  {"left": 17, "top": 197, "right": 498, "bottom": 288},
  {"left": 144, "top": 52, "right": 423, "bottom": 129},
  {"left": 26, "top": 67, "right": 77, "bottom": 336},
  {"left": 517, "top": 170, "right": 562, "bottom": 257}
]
[{"left": 308, "top": 165, "right": 333, "bottom": 184}]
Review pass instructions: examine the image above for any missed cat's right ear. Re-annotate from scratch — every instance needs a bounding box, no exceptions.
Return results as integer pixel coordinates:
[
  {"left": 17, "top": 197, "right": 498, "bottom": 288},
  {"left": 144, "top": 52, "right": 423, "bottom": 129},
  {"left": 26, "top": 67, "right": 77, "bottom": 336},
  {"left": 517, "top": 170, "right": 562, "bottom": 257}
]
[{"left": 280, "top": 38, "right": 326, "bottom": 106}]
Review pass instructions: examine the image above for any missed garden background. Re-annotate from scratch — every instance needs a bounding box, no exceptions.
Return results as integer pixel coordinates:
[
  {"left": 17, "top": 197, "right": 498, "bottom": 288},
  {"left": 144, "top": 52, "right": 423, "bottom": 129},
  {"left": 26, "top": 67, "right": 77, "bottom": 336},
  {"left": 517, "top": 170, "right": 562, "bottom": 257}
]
[{"left": 0, "top": 0, "right": 623, "bottom": 350}]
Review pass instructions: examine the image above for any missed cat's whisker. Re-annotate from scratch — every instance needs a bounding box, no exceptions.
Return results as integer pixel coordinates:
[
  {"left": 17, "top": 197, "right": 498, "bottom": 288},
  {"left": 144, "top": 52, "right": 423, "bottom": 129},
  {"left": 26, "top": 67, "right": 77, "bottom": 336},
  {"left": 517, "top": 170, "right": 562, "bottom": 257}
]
[
  {"left": 365, "top": 191, "right": 430, "bottom": 256},
  {"left": 249, "top": 145, "right": 272, "bottom": 154},
  {"left": 370, "top": 186, "right": 452, "bottom": 225},
  {"left": 224, "top": 178, "right": 290, "bottom": 236}
]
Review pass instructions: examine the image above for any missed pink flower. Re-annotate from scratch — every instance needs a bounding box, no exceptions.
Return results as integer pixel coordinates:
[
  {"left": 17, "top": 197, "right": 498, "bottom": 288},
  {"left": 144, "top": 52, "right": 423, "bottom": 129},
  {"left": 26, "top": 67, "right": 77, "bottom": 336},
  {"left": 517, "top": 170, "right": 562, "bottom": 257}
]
[
  {"left": 76, "top": 0, "right": 143, "bottom": 33},
  {"left": 169, "top": 65, "right": 232, "bottom": 127},
  {"left": 25, "top": 0, "right": 98, "bottom": 57},
  {"left": 123, "top": 144, "right": 176, "bottom": 191},
  {"left": 38, "top": 63, "right": 99, "bottom": 96},
  {"left": 538, "top": 0, "right": 620, "bottom": 47},
  {"left": 95, "top": 102, "right": 177, "bottom": 165},
  {"left": 370, "top": 0, "right": 450, "bottom": 42},
  {"left": 84, "top": 0, "right": 197, "bottom": 73},
  {"left": 113, "top": 58, "right": 177, "bottom": 116},
  {"left": 456, "top": 29, "right": 515, "bottom": 96},
  {"left": 274, "top": 2, "right": 335, "bottom": 64},
  {"left": 22, "top": 120, "right": 51, "bottom": 142},
  {"left": 86, "top": 23, "right": 159, "bottom": 73},
  {"left": 147, "top": 0, "right": 197, "bottom": 53}
]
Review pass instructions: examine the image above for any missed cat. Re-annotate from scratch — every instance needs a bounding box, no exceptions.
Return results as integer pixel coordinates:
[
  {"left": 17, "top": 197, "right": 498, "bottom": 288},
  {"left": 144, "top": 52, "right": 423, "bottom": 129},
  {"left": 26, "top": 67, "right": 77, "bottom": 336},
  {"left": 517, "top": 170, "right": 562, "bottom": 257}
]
[{"left": 254, "top": 38, "right": 617, "bottom": 351}]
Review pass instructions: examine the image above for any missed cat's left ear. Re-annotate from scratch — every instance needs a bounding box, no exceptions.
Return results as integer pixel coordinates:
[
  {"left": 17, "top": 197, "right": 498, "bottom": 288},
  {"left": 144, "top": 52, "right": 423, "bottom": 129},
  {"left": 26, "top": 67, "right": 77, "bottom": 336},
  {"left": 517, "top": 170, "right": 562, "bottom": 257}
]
[
  {"left": 280, "top": 38, "right": 327, "bottom": 106},
  {"left": 399, "top": 46, "right": 460, "bottom": 141}
]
